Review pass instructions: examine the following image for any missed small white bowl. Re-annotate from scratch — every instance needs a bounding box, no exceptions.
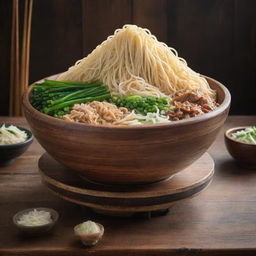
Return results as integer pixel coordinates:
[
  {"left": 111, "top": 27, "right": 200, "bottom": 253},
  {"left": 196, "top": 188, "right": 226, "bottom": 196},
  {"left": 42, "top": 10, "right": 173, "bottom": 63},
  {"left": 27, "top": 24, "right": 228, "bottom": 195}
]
[{"left": 74, "top": 222, "right": 104, "bottom": 246}]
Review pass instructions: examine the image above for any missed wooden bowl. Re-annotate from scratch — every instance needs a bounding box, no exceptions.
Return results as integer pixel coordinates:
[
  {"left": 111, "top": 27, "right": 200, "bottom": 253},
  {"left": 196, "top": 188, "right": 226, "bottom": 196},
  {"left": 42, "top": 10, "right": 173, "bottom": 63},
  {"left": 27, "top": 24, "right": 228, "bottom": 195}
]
[
  {"left": 225, "top": 127, "right": 256, "bottom": 169},
  {"left": 22, "top": 74, "right": 230, "bottom": 185}
]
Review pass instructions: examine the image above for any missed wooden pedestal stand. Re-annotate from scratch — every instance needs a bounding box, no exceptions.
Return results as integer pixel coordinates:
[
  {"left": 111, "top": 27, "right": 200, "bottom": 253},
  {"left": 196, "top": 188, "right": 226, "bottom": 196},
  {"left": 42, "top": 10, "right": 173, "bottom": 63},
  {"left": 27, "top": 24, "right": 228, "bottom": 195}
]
[{"left": 39, "top": 153, "right": 214, "bottom": 217}]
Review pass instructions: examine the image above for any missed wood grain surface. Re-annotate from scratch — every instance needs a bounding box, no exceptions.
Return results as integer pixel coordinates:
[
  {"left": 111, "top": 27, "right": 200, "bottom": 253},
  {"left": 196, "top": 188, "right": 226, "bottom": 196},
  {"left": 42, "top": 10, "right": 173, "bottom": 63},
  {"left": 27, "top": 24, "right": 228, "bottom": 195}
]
[{"left": 1, "top": 116, "right": 256, "bottom": 256}]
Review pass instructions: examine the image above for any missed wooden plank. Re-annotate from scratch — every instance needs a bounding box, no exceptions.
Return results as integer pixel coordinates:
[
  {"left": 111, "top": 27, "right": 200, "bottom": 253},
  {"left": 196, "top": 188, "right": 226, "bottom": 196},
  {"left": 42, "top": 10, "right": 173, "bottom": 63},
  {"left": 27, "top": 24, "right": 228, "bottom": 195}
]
[
  {"left": 82, "top": 0, "right": 132, "bottom": 55},
  {"left": 29, "top": 0, "right": 83, "bottom": 83},
  {"left": 168, "top": 0, "right": 234, "bottom": 69},
  {"left": 132, "top": 0, "right": 168, "bottom": 42},
  {"left": 167, "top": 0, "right": 236, "bottom": 104},
  {"left": 0, "top": 0, "right": 12, "bottom": 115},
  {"left": 233, "top": 0, "right": 256, "bottom": 115}
]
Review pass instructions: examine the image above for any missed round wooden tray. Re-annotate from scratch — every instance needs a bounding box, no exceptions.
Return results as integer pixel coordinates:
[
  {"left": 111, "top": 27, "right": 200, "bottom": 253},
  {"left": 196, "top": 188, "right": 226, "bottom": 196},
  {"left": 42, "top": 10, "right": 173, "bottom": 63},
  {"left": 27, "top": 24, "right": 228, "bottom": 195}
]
[{"left": 38, "top": 152, "right": 214, "bottom": 216}]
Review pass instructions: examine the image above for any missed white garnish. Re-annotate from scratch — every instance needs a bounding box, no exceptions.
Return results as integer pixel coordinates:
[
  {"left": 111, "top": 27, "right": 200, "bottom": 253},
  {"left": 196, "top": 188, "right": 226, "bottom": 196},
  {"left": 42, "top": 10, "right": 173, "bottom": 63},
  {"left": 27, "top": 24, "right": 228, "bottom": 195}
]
[
  {"left": 0, "top": 124, "right": 27, "bottom": 145},
  {"left": 231, "top": 126, "right": 256, "bottom": 144},
  {"left": 76, "top": 221, "right": 100, "bottom": 234},
  {"left": 17, "top": 209, "right": 52, "bottom": 226},
  {"left": 117, "top": 109, "right": 170, "bottom": 125}
]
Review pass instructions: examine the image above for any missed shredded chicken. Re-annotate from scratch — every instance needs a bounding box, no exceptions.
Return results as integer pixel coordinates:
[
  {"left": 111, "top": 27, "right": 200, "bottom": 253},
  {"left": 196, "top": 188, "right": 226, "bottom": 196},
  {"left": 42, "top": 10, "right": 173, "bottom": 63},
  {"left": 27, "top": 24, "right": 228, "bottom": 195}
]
[{"left": 63, "top": 101, "right": 130, "bottom": 125}]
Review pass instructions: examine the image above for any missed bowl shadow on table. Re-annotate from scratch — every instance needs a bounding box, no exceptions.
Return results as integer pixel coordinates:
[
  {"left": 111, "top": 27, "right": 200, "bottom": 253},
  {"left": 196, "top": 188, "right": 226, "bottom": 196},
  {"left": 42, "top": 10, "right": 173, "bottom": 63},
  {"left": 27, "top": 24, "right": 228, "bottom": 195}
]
[
  {"left": 216, "top": 158, "right": 256, "bottom": 177},
  {"left": 14, "top": 227, "right": 56, "bottom": 240},
  {"left": 80, "top": 202, "right": 201, "bottom": 227},
  {"left": 80, "top": 205, "right": 172, "bottom": 220},
  {"left": 70, "top": 238, "right": 102, "bottom": 249}
]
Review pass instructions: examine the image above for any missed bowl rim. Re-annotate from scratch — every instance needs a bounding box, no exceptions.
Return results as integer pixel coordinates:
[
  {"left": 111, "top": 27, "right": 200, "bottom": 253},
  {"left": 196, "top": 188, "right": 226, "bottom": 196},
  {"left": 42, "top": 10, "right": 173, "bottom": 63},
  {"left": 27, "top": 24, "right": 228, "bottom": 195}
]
[
  {"left": 225, "top": 126, "right": 256, "bottom": 146},
  {"left": 0, "top": 125, "right": 33, "bottom": 148},
  {"left": 13, "top": 207, "right": 59, "bottom": 229},
  {"left": 23, "top": 74, "right": 231, "bottom": 130}
]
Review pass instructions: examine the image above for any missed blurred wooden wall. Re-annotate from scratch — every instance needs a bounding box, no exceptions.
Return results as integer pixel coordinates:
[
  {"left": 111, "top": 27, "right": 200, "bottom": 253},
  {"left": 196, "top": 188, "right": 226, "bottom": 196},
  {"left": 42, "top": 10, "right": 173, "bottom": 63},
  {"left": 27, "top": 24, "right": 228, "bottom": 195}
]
[{"left": 1, "top": 0, "right": 256, "bottom": 115}]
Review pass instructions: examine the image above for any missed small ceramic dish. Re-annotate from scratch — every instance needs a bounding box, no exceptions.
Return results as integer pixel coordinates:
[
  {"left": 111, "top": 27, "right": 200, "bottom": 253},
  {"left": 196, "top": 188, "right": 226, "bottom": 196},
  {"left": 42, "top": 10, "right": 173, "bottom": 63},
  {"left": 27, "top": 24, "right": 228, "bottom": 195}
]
[
  {"left": 13, "top": 207, "right": 59, "bottom": 235},
  {"left": 0, "top": 125, "right": 33, "bottom": 165},
  {"left": 225, "top": 126, "right": 256, "bottom": 169},
  {"left": 74, "top": 222, "right": 104, "bottom": 246}
]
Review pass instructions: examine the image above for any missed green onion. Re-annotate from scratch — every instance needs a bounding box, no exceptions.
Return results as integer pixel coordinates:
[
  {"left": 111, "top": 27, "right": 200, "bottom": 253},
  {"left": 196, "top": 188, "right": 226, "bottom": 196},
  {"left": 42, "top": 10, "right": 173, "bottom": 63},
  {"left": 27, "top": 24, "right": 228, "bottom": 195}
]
[
  {"left": 108, "top": 95, "right": 172, "bottom": 114},
  {"left": 43, "top": 94, "right": 110, "bottom": 114},
  {"left": 30, "top": 80, "right": 110, "bottom": 118},
  {"left": 231, "top": 126, "right": 256, "bottom": 144}
]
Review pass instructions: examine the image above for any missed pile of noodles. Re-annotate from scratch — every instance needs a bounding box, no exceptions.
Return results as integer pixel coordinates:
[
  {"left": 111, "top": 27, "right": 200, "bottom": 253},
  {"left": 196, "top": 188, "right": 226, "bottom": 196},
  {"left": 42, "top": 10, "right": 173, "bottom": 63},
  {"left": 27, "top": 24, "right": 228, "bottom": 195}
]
[{"left": 58, "top": 25, "right": 215, "bottom": 100}]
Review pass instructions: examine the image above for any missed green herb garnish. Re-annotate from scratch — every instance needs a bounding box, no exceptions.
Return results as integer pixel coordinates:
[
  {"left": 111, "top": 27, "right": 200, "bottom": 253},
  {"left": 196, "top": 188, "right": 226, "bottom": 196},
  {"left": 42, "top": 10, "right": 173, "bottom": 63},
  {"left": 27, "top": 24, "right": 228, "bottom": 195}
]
[
  {"left": 31, "top": 80, "right": 111, "bottom": 118},
  {"left": 231, "top": 126, "right": 256, "bottom": 144},
  {"left": 109, "top": 95, "right": 173, "bottom": 115}
]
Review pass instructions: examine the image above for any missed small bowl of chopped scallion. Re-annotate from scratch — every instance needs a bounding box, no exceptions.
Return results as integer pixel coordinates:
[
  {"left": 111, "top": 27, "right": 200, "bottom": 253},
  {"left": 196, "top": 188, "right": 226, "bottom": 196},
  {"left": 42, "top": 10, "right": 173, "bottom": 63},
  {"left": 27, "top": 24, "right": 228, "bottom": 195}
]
[{"left": 225, "top": 126, "right": 256, "bottom": 169}]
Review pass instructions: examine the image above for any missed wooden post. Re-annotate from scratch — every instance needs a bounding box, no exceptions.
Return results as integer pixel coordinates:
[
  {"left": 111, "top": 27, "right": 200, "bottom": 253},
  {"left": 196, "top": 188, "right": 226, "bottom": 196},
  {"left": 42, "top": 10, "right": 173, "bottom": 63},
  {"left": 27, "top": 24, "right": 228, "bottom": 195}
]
[{"left": 9, "top": 0, "right": 33, "bottom": 116}]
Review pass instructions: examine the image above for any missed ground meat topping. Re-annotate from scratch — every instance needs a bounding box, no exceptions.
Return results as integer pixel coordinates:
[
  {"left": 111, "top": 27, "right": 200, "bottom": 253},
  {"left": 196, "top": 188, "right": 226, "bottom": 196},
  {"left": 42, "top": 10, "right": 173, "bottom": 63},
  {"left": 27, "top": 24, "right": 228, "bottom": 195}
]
[
  {"left": 167, "top": 90, "right": 218, "bottom": 121},
  {"left": 173, "top": 90, "right": 209, "bottom": 106}
]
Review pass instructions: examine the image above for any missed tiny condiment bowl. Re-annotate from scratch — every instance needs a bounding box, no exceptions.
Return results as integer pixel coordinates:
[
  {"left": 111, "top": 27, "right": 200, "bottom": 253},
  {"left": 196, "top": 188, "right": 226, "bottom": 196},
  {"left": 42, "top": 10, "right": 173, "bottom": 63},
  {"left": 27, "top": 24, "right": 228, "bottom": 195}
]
[
  {"left": 13, "top": 207, "right": 59, "bottom": 235},
  {"left": 225, "top": 126, "right": 256, "bottom": 169},
  {"left": 0, "top": 125, "right": 33, "bottom": 165},
  {"left": 74, "top": 222, "right": 104, "bottom": 246}
]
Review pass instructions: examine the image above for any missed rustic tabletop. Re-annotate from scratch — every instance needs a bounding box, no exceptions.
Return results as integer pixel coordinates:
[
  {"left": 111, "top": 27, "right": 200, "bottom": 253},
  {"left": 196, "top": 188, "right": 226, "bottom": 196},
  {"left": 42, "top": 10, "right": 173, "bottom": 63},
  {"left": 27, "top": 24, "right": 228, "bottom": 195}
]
[{"left": 0, "top": 116, "right": 256, "bottom": 256}]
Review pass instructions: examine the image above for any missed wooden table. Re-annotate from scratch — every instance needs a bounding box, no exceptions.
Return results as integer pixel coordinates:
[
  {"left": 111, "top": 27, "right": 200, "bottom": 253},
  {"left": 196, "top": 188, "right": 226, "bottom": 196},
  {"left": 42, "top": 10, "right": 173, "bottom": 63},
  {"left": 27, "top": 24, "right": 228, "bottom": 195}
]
[{"left": 1, "top": 116, "right": 256, "bottom": 256}]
